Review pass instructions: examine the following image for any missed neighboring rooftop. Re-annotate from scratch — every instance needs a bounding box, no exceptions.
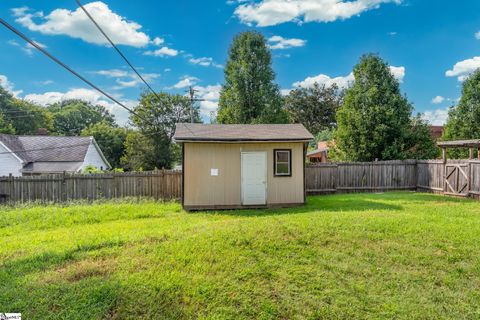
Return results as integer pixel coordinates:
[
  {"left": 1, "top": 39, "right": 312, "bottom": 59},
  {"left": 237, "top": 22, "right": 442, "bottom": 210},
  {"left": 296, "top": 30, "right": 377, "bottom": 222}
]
[
  {"left": 174, "top": 123, "right": 314, "bottom": 142},
  {"left": 0, "top": 134, "right": 93, "bottom": 162},
  {"left": 429, "top": 125, "right": 444, "bottom": 140}
]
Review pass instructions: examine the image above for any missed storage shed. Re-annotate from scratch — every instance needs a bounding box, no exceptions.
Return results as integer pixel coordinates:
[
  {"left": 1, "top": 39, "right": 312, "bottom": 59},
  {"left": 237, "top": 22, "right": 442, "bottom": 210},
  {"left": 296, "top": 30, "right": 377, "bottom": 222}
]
[{"left": 174, "top": 123, "right": 314, "bottom": 210}]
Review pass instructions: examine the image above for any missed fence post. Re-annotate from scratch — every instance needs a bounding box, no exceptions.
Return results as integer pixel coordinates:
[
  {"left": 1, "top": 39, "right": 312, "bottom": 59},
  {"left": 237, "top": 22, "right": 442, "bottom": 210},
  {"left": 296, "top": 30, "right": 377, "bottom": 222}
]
[
  {"left": 9, "top": 173, "right": 15, "bottom": 205},
  {"left": 61, "top": 171, "right": 67, "bottom": 202}
]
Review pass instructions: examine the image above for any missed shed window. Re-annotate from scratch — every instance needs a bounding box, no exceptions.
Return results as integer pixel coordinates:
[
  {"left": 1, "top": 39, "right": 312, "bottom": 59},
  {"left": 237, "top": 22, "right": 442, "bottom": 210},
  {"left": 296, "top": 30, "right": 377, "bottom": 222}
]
[{"left": 274, "top": 149, "right": 291, "bottom": 177}]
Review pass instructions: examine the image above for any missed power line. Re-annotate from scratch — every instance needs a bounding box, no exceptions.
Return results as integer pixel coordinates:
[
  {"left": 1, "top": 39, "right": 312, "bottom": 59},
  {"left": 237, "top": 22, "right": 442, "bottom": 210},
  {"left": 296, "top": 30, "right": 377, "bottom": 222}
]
[
  {"left": 0, "top": 17, "right": 144, "bottom": 121},
  {"left": 75, "top": 0, "right": 163, "bottom": 103}
]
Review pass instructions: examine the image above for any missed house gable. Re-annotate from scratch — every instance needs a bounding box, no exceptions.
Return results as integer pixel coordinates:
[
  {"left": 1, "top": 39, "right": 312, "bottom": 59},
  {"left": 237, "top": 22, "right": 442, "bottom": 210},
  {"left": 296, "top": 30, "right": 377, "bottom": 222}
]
[
  {"left": 0, "top": 141, "right": 23, "bottom": 177},
  {"left": 79, "top": 139, "right": 111, "bottom": 171}
]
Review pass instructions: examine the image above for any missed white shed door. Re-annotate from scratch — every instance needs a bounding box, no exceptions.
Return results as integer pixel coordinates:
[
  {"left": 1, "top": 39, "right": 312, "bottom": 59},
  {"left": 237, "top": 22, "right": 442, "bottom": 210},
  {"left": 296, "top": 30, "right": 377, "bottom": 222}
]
[{"left": 241, "top": 152, "right": 267, "bottom": 205}]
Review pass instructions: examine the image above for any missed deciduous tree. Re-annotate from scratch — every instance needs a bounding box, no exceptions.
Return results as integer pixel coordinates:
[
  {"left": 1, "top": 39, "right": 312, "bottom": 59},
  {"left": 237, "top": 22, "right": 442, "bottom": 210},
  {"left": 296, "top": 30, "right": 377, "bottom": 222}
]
[
  {"left": 443, "top": 69, "right": 480, "bottom": 158},
  {"left": 81, "top": 121, "right": 128, "bottom": 169},
  {"left": 124, "top": 92, "right": 200, "bottom": 170},
  {"left": 48, "top": 99, "right": 115, "bottom": 136},
  {"left": 284, "top": 83, "right": 341, "bottom": 135}
]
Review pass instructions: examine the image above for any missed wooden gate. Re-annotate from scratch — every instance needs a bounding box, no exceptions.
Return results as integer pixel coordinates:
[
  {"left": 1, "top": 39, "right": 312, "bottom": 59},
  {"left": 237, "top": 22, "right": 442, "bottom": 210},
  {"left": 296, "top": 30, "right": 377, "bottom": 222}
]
[{"left": 444, "top": 163, "right": 469, "bottom": 196}]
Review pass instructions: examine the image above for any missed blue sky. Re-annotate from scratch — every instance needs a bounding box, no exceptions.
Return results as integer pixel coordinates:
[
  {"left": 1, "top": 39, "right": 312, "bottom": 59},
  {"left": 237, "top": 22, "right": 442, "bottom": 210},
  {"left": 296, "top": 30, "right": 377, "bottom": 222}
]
[{"left": 1, "top": 0, "right": 480, "bottom": 125}]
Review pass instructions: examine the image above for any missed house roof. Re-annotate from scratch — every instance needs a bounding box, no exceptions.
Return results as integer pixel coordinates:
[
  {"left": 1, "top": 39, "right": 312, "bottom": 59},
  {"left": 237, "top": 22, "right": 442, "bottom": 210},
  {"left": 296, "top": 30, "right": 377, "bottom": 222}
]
[
  {"left": 0, "top": 134, "right": 93, "bottom": 162},
  {"left": 22, "top": 162, "right": 84, "bottom": 173},
  {"left": 174, "top": 123, "right": 314, "bottom": 142},
  {"left": 307, "top": 148, "right": 328, "bottom": 157},
  {"left": 429, "top": 126, "right": 444, "bottom": 140}
]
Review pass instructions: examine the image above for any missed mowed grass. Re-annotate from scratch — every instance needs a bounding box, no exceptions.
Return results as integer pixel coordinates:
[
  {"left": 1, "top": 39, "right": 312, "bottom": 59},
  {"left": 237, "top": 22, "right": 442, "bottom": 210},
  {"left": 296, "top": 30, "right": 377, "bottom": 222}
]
[{"left": 1, "top": 193, "right": 480, "bottom": 319}]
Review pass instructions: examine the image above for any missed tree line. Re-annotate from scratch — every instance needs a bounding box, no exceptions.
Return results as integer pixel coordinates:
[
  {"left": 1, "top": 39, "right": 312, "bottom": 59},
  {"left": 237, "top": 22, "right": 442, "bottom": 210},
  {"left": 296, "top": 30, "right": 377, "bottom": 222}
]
[
  {"left": 216, "top": 31, "right": 479, "bottom": 160},
  {"left": 1, "top": 30, "right": 478, "bottom": 170},
  {"left": 0, "top": 87, "right": 197, "bottom": 171}
]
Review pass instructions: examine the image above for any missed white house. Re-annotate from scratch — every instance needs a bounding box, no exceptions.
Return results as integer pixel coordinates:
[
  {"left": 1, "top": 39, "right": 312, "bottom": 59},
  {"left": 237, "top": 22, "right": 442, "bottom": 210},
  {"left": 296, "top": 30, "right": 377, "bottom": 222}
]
[{"left": 0, "top": 134, "right": 111, "bottom": 176}]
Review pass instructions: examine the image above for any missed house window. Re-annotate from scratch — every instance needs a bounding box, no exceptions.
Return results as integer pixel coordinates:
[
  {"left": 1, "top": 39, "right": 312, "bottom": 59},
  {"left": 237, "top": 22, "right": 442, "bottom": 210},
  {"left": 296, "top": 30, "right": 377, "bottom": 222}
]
[{"left": 274, "top": 149, "right": 292, "bottom": 177}]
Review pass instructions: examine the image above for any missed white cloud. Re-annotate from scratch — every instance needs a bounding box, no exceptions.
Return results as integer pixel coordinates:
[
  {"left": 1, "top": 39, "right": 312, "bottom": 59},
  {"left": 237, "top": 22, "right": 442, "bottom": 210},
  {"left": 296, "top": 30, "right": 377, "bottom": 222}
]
[
  {"left": 0, "top": 74, "right": 22, "bottom": 97},
  {"left": 446, "top": 56, "right": 480, "bottom": 81},
  {"left": 421, "top": 108, "right": 449, "bottom": 126},
  {"left": 11, "top": 6, "right": 29, "bottom": 17},
  {"left": 7, "top": 38, "right": 47, "bottom": 56},
  {"left": 234, "top": 0, "right": 401, "bottom": 27},
  {"left": 144, "top": 46, "right": 179, "bottom": 57},
  {"left": 23, "top": 88, "right": 136, "bottom": 125},
  {"left": 189, "top": 57, "right": 223, "bottom": 68},
  {"left": 431, "top": 96, "right": 445, "bottom": 104},
  {"left": 193, "top": 84, "right": 222, "bottom": 117},
  {"left": 37, "top": 80, "right": 54, "bottom": 86},
  {"left": 388, "top": 31, "right": 397, "bottom": 36},
  {"left": 268, "top": 35, "right": 306, "bottom": 50},
  {"left": 293, "top": 65, "right": 405, "bottom": 89},
  {"left": 12, "top": 2, "right": 150, "bottom": 47},
  {"left": 93, "top": 69, "right": 129, "bottom": 78},
  {"left": 24, "top": 88, "right": 103, "bottom": 106},
  {"left": 389, "top": 66, "right": 405, "bottom": 83},
  {"left": 475, "top": 31, "right": 480, "bottom": 40},
  {"left": 172, "top": 76, "right": 199, "bottom": 89},
  {"left": 92, "top": 69, "right": 160, "bottom": 89},
  {"left": 152, "top": 37, "right": 165, "bottom": 46},
  {"left": 293, "top": 72, "right": 354, "bottom": 89}
]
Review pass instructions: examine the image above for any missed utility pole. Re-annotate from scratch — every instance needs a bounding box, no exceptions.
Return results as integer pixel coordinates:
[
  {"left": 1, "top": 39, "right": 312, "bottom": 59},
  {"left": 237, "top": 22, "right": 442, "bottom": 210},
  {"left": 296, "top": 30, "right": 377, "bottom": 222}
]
[
  {"left": 187, "top": 86, "right": 204, "bottom": 123},
  {"left": 209, "top": 111, "right": 217, "bottom": 123}
]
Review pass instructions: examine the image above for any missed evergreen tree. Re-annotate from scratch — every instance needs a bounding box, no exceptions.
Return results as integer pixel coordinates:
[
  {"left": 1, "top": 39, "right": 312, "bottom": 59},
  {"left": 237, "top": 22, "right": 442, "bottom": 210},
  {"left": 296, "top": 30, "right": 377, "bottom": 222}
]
[
  {"left": 334, "top": 54, "right": 436, "bottom": 161},
  {"left": 217, "top": 31, "right": 287, "bottom": 124}
]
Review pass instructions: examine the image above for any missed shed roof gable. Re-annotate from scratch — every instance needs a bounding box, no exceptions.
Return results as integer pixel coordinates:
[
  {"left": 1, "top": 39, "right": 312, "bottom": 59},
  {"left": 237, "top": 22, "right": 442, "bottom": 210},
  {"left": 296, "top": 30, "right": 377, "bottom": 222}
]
[{"left": 174, "top": 123, "right": 313, "bottom": 142}]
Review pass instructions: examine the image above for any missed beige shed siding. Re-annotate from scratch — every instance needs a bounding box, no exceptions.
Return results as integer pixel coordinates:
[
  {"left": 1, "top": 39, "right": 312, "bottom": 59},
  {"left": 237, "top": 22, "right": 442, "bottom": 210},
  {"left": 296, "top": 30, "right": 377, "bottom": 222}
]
[{"left": 184, "top": 142, "right": 304, "bottom": 207}]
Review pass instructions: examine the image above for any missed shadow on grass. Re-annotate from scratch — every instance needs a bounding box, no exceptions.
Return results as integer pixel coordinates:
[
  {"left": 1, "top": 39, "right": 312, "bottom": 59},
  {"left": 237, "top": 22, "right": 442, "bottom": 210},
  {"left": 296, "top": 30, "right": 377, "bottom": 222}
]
[
  {"left": 0, "top": 238, "right": 189, "bottom": 319},
  {"left": 0, "top": 240, "right": 125, "bottom": 280},
  {"left": 197, "top": 197, "right": 404, "bottom": 217},
  {"left": 195, "top": 191, "right": 474, "bottom": 217}
]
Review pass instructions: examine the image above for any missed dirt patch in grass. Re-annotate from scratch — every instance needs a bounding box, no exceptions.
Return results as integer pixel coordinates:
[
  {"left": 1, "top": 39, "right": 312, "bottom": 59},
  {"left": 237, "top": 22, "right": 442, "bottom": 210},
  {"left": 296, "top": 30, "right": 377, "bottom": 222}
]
[{"left": 41, "top": 257, "right": 118, "bottom": 283}]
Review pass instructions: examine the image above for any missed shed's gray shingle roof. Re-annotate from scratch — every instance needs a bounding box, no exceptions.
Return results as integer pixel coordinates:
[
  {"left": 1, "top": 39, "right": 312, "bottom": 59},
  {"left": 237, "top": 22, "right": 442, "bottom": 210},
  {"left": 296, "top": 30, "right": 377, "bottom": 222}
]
[
  {"left": 174, "top": 123, "right": 313, "bottom": 142},
  {"left": 0, "top": 134, "right": 92, "bottom": 162}
]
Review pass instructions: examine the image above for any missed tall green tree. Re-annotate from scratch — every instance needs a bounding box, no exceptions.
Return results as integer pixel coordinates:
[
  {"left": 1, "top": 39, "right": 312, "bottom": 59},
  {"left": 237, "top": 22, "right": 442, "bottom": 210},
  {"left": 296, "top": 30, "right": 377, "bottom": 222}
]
[
  {"left": 81, "top": 121, "right": 128, "bottom": 169},
  {"left": 123, "top": 92, "right": 200, "bottom": 170},
  {"left": 0, "top": 87, "right": 53, "bottom": 135},
  {"left": 0, "top": 113, "right": 15, "bottom": 134},
  {"left": 284, "top": 83, "right": 342, "bottom": 134},
  {"left": 217, "top": 31, "right": 287, "bottom": 124},
  {"left": 443, "top": 69, "right": 480, "bottom": 158},
  {"left": 334, "top": 54, "right": 437, "bottom": 161},
  {"left": 48, "top": 99, "right": 115, "bottom": 136}
]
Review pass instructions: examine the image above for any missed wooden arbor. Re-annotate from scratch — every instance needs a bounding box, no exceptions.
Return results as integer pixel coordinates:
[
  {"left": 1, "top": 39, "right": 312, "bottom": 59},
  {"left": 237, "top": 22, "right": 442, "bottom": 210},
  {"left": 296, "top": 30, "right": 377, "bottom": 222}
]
[
  {"left": 437, "top": 139, "right": 480, "bottom": 196},
  {"left": 438, "top": 139, "right": 480, "bottom": 163}
]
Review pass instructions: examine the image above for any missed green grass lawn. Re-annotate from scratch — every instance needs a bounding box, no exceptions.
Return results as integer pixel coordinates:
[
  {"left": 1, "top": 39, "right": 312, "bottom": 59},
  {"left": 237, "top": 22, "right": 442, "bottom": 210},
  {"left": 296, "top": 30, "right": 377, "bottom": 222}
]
[{"left": 1, "top": 192, "right": 480, "bottom": 319}]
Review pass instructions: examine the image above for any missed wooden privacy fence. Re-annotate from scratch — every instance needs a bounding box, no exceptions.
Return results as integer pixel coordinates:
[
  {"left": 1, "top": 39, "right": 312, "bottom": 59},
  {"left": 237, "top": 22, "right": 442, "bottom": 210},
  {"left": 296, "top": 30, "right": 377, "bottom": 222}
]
[
  {"left": 306, "top": 160, "right": 480, "bottom": 199},
  {"left": 0, "top": 170, "right": 182, "bottom": 204},
  {"left": 1, "top": 161, "right": 479, "bottom": 205}
]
